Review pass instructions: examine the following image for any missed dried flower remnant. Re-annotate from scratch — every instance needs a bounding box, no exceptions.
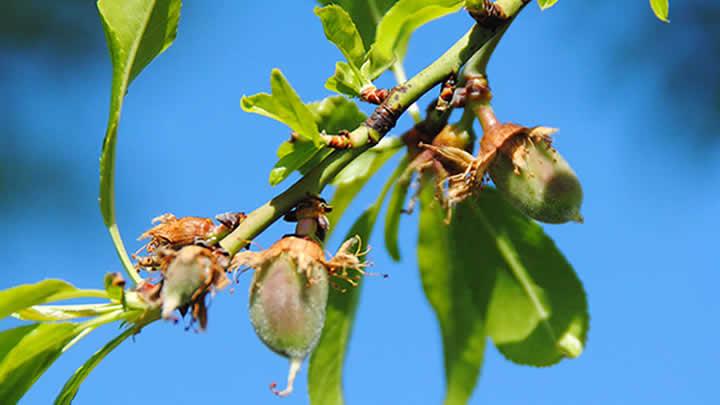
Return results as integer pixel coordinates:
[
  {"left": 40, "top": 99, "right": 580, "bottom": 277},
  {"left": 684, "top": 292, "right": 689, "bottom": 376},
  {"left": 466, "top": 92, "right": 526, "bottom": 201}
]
[
  {"left": 134, "top": 212, "right": 245, "bottom": 271},
  {"left": 139, "top": 214, "right": 214, "bottom": 252},
  {"left": 401, "top": 123, "right": 476, "bottom": 216}
]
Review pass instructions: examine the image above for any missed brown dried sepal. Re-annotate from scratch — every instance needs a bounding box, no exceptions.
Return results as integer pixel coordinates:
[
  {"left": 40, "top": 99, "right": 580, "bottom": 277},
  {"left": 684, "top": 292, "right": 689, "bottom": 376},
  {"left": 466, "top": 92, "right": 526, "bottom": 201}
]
[
  {"left": 231, "top": 235, "right": 368, "bottom": 289},
  {"left": 139, "top": 213, "right": 215, "bottom": 252},
  {"left": 438, "top": 123, "right": 557, "bottom": 209},
  {"left": 135, "top": 212, "right": 244, "bottom": 272}
]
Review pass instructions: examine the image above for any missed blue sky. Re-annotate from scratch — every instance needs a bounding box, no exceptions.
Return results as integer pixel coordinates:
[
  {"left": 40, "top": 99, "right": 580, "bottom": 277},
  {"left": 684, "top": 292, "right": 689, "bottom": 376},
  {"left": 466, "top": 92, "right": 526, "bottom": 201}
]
[{"left": 2, "top": 1, "right": 719, "bottom": 404}]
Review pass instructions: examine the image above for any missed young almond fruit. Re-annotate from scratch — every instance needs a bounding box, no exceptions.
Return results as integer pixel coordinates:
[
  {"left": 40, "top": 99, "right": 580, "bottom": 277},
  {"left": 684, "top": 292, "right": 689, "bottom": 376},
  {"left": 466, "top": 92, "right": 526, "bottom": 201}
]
[
  {"left": 489, "top": 127, "right": 584, "bottom": 224},
  {"left": 232, "top": 235, "right": 366, "bottom": 397},
  {"left": 160, "top": 245, "right": 229, "bottom": 330}
]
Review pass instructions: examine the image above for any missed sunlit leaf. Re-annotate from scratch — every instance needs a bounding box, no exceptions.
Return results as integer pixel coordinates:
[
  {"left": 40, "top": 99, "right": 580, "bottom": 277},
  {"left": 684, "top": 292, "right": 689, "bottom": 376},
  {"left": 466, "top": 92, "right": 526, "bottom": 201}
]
[
  {"left": 417, "top": 179, "right": 491, "bottom": 404},
  {"left": 316, "top": 0, "right": 398, "bottom": 48},
  {"left": 476, "top": 190, "right": 589, "bottom": 366},
  {"left": 97, "top": 0, "right": 182, "bottom": 282},
  {"left": 315, "top": 5, "right": 366, "bottom": 67},
  {"left": 241, "top": 69, "right": 321, "bottom": 144},
  {"left": 309, "top": 158, "right": 406, "bottom": 405},
  {"left": 364, "top": 0, "right": 464, "bottom": 79},
  {"left": 267, "top": 96, "right": 366, "bottom": 185},
  {"left": 316, "top": 5, "right": 371, "bottom": 97},
  {"left": 270, "top": 141, "right": 324, "bottom": 185},
  {"left": 14, "top": 304, "right": 121, "bottom": 322},
  {"left": 0, "top": 280, "right": 107, "bottom": 320},
  {"left": 325, "top": 61, "right": 368, "bottom": 97},
  {"left": 0, "top": 323, "right": 82, "bottom": 404},
  {"left": 383, "top": 156, "right": 410, "bottom": 261},
  {"left": 417, "top": 183, "right": 589, "bottom": 401},
  {"left": 310, "top": 95, "right": 367, "bottom": 134},
  {"left": 537, "top": 0, "right": 559, "bottom": 10},
  {"left": 54, "top": 326, "right": 136, "bottom": 405},
  {"left": 649, "top": 0, "right": 669, "bottom": 22}
]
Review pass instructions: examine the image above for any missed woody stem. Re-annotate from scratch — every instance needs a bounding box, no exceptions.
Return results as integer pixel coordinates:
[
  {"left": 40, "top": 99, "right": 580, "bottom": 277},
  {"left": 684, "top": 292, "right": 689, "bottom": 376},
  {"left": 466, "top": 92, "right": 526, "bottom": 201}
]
[{"left": 219, "top": 0, "right": 529, "bottom": 256}]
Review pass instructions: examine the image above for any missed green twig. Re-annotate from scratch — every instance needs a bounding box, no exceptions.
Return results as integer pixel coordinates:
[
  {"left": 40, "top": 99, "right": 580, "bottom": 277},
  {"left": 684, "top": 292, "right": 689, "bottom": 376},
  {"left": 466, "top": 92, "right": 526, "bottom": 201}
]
[{"left": 219, "top": 0, "right": 528, "bottom": 255}]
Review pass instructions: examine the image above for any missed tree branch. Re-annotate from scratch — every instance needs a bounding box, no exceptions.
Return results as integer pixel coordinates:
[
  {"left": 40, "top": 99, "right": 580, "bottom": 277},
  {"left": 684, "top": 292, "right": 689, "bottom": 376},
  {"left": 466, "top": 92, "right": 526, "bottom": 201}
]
[{"left": 219, "top": 0, "right": 529, "bottom": 255}]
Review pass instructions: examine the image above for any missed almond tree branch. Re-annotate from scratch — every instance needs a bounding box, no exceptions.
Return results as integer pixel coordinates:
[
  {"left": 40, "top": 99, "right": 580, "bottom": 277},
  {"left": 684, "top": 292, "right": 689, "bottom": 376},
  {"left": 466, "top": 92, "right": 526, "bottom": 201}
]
[{"left": 219, "top": 0, "right": 529, "bottom": 255}]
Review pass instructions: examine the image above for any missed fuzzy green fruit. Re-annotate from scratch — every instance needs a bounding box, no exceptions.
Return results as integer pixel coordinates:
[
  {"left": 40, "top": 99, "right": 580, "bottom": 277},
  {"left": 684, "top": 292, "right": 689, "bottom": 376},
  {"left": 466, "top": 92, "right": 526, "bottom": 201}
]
[
  {"left": 161, "top": 246, "right": 211, "bottom": 320},
  {"left": 489, "top": 138, "right": 583, "bottom": 224},
  {"left": 249, "top": 244, "right": 328, "bottom": 361}
]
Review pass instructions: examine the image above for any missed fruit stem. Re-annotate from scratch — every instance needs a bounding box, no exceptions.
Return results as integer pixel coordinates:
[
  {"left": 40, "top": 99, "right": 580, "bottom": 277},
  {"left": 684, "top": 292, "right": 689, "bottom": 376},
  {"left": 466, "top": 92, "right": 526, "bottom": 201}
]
[{"left": 473, "top": 101, "right": 499, "bottom": 133}]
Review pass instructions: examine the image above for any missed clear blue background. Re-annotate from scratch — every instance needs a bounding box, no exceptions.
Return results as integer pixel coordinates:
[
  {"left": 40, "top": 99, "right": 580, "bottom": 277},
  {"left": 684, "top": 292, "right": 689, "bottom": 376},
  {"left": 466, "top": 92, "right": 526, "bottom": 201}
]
[{"left": 1, "top": 2, "right": 718, "bottom": 404}]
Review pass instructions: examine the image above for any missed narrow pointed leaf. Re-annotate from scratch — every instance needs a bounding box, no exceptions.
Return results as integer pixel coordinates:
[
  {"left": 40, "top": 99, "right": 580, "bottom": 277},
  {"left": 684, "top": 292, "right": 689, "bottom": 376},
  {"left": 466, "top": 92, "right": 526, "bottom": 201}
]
[
  {"left": 417, "top": 179, "right": 492, "bottom": 404},
  {"left": 14, "top": 304, "right": 122, "bottom": 322},
  {"left": 472, "top": 190, "right": 589, "bottom": 366},
  {"left": 365, "top": 0, "right": 464, "bottom": 79},
  {"left": 98, "top": 0, "right": 182, "bottom": 283},
  {"left": 327, "top": 144, "right": 404, "bottom": 234},
  {"left": 54, "top": 326, "right": 136, "bottom": 405},
  {"left": 649, "top": 0, "right": 669, "bottom": 22},
  {"left": 0, "top": 280, "right": 107, "bottom": 320},
  {"left": 309, "top": 159, "right": 406, "bottom": 405},
  {"left": 0, "top": 323, "right": 83, "bottom": 404},
  {"left": 384, "top": 157, "right": 410, "bottom": 261}
]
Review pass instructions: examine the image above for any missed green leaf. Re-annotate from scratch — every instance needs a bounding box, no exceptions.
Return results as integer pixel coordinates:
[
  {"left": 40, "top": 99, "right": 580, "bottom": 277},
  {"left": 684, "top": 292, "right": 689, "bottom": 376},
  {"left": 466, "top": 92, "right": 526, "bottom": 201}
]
[
  {"left": 0, "top": 280, "right": 107, "bottom": 320},
  {"left": 649, "top": 0, "right": 669, "bottom": 22},
  {"left": 416, "top": 184, "right": 589, "bottom": 401},
  {"left": 327, "top": 142, "right": 403, "bottom": 230},
  {"left": 54, "top": 326, "right": 136, "bottom": 405},
  {"left": 383, "top": 157, "right": 411, "bottom": 261},
  {"left": 475, "top": 190, "right": 589, "bottom": 366},
  {"left": 268, "top": 96, "right": 367, "bottom": 185},
  {"left": 270, "top": 141, "right": 324, "bottom": 185},
  {"left": 98, "top": 0, "right": 182, "bottom": 284},
  {"left": 241, "top": 69, "right": 321, "bottom": 144},
  {"left": 417, "top": 179, "right": 491, "bottom": 404},
  {"left": 0, "top": 323, "right": 83, "bottom": 404},
  {"left": 315, "top": 5, "right": 371, "bottom": 97},
  {"left": 317, "top": 0, "right": 398, "bottom": 49},
  {"left": 537, "top": 0, "right": 559, "bottom": 10},
  {"left": 309, "top": 158, "right": 406, "bottom": 405},
  {"left": 315, "top": 5, "right": 366, "bottom": 67},
  {"left": 325, "top": 61, "right": 368, "bottom": 97},
  {"left": 14, "top": 304, "right": 121, "bottom": 322},
  {"left": 365, "top": 0, "right": 464, "bottom": 79},
  {"left": 310, "top": 96, "right": 367, "bottom": 134}
]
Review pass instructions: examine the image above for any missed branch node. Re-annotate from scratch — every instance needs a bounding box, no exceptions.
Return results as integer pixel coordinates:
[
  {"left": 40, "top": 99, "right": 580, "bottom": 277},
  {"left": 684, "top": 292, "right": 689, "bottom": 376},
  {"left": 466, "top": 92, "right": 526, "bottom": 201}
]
[
  {"left": 364, "top": 102, "right": 401, "bottom": 140},
  {"left": 321, "top": 130, "right": 354, "bottom": 149},
  {"left": 359, "top": 86, "right": 390, "bottom": 105},
  {"left": 468, "top": 0, "right": 510, "bottom": 30}
]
